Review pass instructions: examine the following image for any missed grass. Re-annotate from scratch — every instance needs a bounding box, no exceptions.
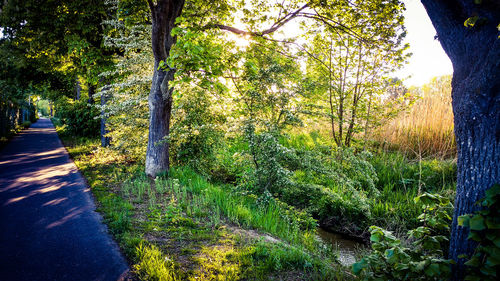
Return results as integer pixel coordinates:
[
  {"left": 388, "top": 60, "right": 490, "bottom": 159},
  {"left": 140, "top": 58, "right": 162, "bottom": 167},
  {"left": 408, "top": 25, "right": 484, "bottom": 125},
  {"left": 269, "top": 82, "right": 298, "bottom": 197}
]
[
  {"left": 55, "top": 109, "right": 457, "bottom": 280},
  {"left": 58, "top": 134, "right": 349, "bottom": 280},
  {"left": 368, "top": 152, "right": 456, "bottom": 234},
  {"left": 373, "top": 75, "right": 455, "bottom": 159}
]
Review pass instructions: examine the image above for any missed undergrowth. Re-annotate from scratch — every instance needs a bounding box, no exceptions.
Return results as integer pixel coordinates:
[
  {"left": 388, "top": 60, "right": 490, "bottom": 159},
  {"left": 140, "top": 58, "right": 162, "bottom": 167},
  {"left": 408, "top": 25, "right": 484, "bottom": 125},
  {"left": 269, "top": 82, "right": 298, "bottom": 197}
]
[{"left": 60, "top": 135, "right": 348, "bottom": 280}]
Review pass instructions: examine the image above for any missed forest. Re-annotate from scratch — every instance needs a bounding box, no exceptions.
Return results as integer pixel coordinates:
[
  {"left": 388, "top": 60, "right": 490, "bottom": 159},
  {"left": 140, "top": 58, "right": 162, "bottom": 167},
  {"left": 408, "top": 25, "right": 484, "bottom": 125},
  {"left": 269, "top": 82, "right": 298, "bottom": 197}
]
[{"left": 0, "top": 0, "right": 499, "bottom": 280}]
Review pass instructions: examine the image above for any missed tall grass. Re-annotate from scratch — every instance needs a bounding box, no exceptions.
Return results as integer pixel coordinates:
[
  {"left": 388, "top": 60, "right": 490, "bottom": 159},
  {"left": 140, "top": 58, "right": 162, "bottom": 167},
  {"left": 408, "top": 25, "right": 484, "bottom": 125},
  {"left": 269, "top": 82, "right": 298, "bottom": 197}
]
[
  {"left": 122, "top": 167, "right": 342, "bottom": 278},
  {"left": 374, "top": 75, "right": 455, "bottom": 159},
  {"left": 159, "top": 167, "right": 307, "bottom": 244}
]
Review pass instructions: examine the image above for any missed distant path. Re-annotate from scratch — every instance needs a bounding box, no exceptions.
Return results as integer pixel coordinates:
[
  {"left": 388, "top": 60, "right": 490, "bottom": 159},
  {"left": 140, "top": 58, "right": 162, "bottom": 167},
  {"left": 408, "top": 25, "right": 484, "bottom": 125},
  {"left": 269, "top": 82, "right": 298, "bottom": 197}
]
[{"left": 0, "top": 118, "right": 129, "bottom": 281}]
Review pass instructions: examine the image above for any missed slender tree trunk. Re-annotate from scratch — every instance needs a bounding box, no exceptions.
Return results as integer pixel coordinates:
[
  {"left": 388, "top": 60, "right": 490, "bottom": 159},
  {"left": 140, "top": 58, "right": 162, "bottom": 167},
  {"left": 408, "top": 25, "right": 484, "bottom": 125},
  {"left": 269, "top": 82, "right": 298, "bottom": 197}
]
[
  {"left": 88, "top": 83, "right": 95, "bottom": 104},
  {"left": 421, "top": 1, "right": 500, "bottom": 279},
  {"left": 328, "top": 38, "right": 338, "bottom": 146},
  {"left": 0, "top": 103, "right": 6, "bottom": 137},
  {"left": 75, "top": 78, "right": 82, "bottom": 100},
  {"left": 100, "top": 87, "right": 111, "bottom": 148},
  {"left": 145, "top": 0, "right": 185, "bottom": 177},
  {"left": 363, "top": 91, "right": 373, "bottom": 150}
]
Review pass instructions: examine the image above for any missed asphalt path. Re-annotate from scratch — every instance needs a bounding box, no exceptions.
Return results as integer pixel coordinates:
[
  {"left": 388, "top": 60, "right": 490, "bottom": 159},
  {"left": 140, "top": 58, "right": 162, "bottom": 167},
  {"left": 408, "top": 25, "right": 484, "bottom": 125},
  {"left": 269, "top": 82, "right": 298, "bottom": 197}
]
[{"left": 0, "top": 118, "right": 129, "bottom": 281}]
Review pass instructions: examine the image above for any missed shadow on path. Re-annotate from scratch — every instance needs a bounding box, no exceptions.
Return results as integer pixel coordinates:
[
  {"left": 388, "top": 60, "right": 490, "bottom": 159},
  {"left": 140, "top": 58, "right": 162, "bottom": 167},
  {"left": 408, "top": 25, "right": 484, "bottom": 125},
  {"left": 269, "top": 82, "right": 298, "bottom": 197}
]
[{"left": 0, "top": 118, "right": 129, "bottom": 281}]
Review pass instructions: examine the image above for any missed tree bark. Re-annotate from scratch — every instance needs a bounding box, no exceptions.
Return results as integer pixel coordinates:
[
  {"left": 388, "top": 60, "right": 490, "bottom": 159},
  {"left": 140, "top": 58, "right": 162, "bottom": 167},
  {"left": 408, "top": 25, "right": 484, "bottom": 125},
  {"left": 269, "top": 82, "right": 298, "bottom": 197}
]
[
  {"left": 0, "top": 103, "right": 8, "bottom": 137},
  {"left": 421, "top": 1, "right": 500, "bottom": 279},
  {"left": 87, "top": 83, "right": 95, "bottom": 105},
  {"left": 100, "top": 87, "right": 111, "bottom": 148},
  {"left": 75, "top": 78, "right": 81, "bottom": 100},
  {"left": 145, "top": 0, "right": 185, "bottom": 177}
]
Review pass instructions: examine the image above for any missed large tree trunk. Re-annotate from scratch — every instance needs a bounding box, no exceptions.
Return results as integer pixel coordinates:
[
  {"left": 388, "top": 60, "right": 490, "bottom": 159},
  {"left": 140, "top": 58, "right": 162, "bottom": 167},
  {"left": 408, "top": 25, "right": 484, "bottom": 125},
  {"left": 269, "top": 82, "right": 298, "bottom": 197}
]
[
  {"left": 145, "top": 64, "right": 174, "bottom": 176},
  {"left": 145, "top": 0, "right": 185, "bottom": 177},
  {"left": 421, "top": 1, "right": 500, "bottom": 279}
]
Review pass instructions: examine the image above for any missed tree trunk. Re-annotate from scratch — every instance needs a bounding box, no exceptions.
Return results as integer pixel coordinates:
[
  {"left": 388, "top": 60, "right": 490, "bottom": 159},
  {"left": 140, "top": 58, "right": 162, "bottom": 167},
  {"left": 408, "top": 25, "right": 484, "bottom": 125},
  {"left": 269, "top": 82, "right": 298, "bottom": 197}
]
[
  {"left": 88, "top": 83, "right": 95, "bottom": 104},
  {"left": 75, "top": 78, "right": 82, "bottom": 100},
  {"left": 100, "top": 88, "right": 111, "bottom": 148},
  {"left": 145, "top": 0, "right": 185, "bottom": 177},
  {"left": 449, "top": 89, "right": 499, "bottom": 277},
  {"left": 0, "top": 103, "right": 6, "bottom": 137},
  {"left": 145, "top": 64, "right": 174, "bottom": 176},
  {"left": 421, "top": 1, "right": 500, "bottom": 279}
]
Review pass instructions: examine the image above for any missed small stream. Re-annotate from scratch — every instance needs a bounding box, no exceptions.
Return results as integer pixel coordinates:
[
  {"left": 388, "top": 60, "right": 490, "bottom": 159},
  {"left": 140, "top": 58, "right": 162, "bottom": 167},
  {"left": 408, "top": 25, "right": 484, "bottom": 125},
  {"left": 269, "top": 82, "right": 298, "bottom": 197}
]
[{"left": 316, "top": 228, "right": 365, "bottom": 266}]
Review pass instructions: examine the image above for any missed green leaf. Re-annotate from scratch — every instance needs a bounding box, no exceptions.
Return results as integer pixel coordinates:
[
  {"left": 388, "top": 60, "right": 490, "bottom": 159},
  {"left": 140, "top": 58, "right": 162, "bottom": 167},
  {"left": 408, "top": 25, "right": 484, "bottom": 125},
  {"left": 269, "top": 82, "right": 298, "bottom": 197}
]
[
  {"left": 424, "top": 263, "right": 440, "bottom": 276},
  {"left": 469, "top": 215, "right": 486, "bottom": 231},
  {"left": 352, "top": 259, "right": 366, "bottom": 275},
  {"left": 486, "top": 254, "right": 500, "bottom": 267},
  {"left": 464, "top": 256, "right": 480, "bottom": 267},
  {"left": 485, "top": 218, "right": 500, "bottom": 229},
  {"left": 458, "top": 215, "right": 470, "bottom": 227},
  {"left": 464, "top": 16, "right": 479, "bottom": 28},
  {"left": 484, "top": 184, "right": 500, "bottom": 200},
  {"left": 468, "top": 231, "right": 482, "bottom": 242}
]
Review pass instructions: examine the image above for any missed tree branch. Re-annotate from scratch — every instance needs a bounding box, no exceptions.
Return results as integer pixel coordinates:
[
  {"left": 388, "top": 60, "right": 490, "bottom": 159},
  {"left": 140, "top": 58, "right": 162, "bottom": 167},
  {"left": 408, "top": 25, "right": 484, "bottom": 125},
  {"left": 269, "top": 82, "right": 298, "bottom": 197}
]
[{"left": 210, "top": 3, "right": 309, "bottom": 37}]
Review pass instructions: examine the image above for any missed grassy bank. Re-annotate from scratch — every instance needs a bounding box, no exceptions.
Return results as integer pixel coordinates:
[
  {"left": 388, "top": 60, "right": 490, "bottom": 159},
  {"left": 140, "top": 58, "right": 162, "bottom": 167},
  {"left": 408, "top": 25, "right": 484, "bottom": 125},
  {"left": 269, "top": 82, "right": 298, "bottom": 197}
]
[
  {"left": 58, "top": 133, "right": 349, "bottom": 280},
  {"left": 209, "top": 132, "right": 456, "bottom": 240}
]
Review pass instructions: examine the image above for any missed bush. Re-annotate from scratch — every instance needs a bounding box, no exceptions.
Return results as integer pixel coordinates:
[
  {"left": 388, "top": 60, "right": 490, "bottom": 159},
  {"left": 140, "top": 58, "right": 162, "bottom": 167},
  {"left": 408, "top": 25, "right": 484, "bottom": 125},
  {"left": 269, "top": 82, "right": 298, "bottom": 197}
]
[
  {"left": 458, "top": 184, "right": 500, "bottom": 281},
  {"left": 55, "top": 98, "right": 100, "bottom": 137},
  {"left": 170, "top": 88, "right": 225, "bottom": 175},
  {"left": 353, "top": 193, "right": 454, "bottom": 280},
  {"left": 21, "top": 121, "right": 31, "bottom": 129}
]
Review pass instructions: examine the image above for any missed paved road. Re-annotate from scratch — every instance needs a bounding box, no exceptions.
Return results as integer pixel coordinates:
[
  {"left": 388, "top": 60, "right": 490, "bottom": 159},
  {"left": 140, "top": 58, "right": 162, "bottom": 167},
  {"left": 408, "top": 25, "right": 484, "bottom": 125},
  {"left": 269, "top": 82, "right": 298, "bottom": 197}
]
[{"left": 0, "top": 118, "right": 129, "bottom": 281}]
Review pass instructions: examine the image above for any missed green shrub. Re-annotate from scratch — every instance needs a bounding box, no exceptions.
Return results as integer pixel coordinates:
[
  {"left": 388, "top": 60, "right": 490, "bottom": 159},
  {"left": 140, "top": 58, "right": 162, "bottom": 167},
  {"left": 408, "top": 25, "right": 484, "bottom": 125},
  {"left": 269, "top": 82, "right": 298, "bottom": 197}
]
[
  {"left": 21, "top": 121, "right": 31, "bottom": 129},
  {"left": 170, "top": 88, "right": 225, "bottom": 174},
  {"left": 458, "top": 184, "right": 500, "bottom": 281},
  {"left": 353, "top": 193, "right": 454, "bottom": 280},
  {"left": 55, "top": 98, "right": 100, "bottom": 137}
]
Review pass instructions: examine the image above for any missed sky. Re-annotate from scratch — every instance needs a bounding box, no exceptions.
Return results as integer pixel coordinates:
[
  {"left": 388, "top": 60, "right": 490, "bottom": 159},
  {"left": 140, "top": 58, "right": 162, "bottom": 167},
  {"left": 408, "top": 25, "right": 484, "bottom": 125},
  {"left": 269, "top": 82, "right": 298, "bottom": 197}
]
[{"left": 397, "top": 0, "right": 453, "bottom": 87}]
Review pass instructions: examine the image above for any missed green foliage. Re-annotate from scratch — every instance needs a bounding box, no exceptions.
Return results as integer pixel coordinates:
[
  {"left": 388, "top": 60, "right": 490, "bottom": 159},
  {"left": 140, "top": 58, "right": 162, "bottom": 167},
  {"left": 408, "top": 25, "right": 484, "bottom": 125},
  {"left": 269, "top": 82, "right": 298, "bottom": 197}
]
[
  {"left": 353, "top": 193, "right": 454, "bottom": 280},
  {"left": 55, "top": 98, "right": 100, "bottom": 137},
  {"left": 36, "top": 100, "right": 51, "bottom": 117},
  {"left": 302, "top": 0, "right": 409, "bottom": 147},
  {"left": 458, "top": 184, "right": 500, "bottom": 281},
  {"left": 134, "top": 242, "right": 179, "bottom": 281},
  {"left": 100, "top": 15, "right": 151, "bottom": 158},
  {"left": 21, "top": 121, "right": 32, "bottom": 129},
  {"left": 170, "top": 87, "right": 225, "bottom": 174},
  {"left": 244, "top": 128, "right": 294, "bottom": 194}
]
